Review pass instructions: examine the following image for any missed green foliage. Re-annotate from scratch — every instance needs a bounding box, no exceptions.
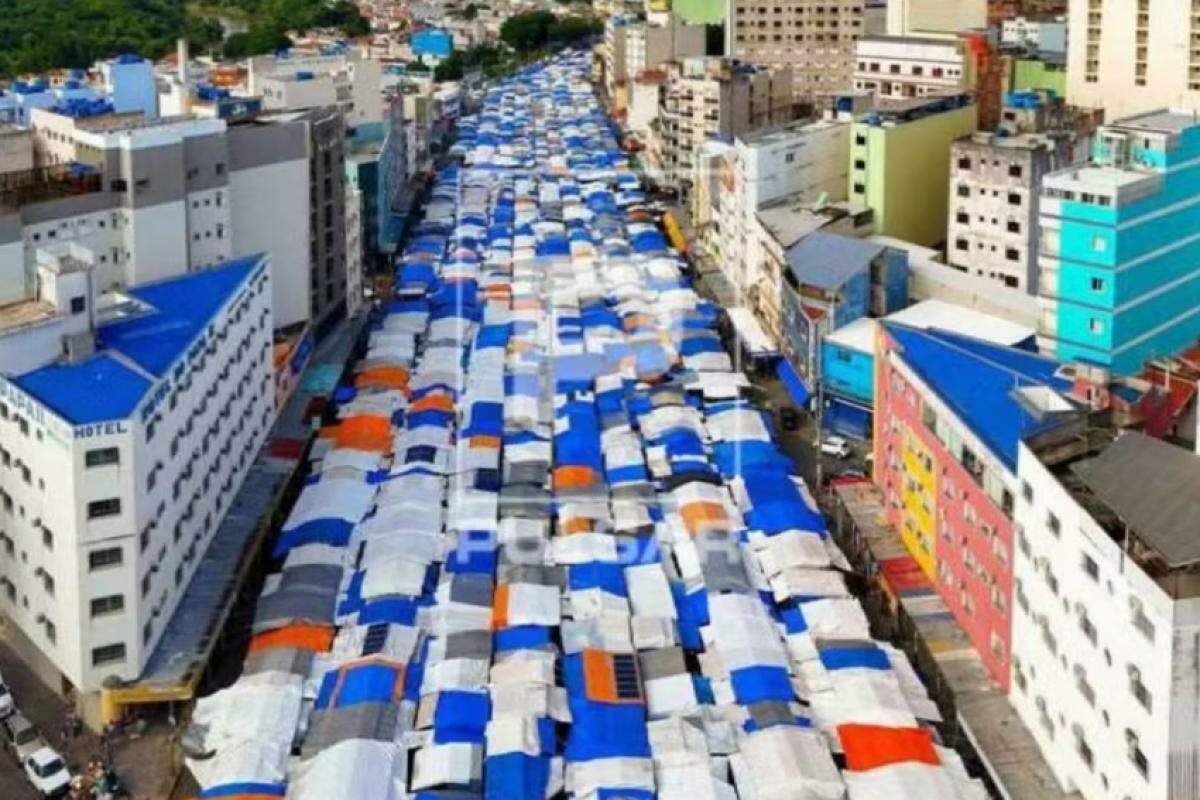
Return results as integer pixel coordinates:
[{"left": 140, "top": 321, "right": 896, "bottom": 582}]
[
  {"left": 433, "top": 43, "right": 508, "bottom": 82},
  {"left": 500, "top": 11, "right": 598, "bottom": 54},
  {"left": 0, "top": 0, "right": 372, "bottom": 78}
]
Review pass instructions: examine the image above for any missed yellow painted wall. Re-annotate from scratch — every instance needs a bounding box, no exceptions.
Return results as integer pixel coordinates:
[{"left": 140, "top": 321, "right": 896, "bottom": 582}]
[{"left": 899, "top": 428, "right": 938, "bottom": 580}]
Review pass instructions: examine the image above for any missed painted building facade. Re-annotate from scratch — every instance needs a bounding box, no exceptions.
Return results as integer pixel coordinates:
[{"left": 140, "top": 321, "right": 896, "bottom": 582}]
[
  {"left": 1037, "top": 110, "right": 1200, "bottom": 375},
  {"left": 873, "top": 324, "right": 1068, "bottom": 687},
  {"left": 848, "top": 95, "right": 976, "bottom": 247}
]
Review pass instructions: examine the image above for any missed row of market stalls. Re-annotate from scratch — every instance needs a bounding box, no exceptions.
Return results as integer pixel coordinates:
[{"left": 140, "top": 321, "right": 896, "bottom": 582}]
[{"left": 183, "top": 51, "right": 989, "bottom": 800}]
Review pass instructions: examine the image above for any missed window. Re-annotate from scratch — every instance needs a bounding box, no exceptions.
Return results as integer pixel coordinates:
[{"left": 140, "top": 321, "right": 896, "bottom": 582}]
[
  {"left": 1047, "top": 512, "right": 1061, "bottom": 537},
  {"left": 87, "top": 498, "right": 121, "bottom": 519},
  {"left": 1091, "top": 235, "right": 1108, "bottom": 253},
  {"left": 955, "top": 239, "right": 969, "bottom": 252},
  {"left": 1007, "top": 192, "right": 1021, "bottom": 205},
  {"left": 1081, "top": 553, "right": 1099, "bottom": 581},
  {"left": 1089, "top": 318, "right": 1104, "bottom": 335},
  {"left": 92, "top": 643, "right": 126, "bottom": 666},
  {"left": 1005, "top": 248, "right": 1019, "bottom": 261},
  {"left": 1130, "top": 668, "right": 1152, "bottom": 711},
  {"left": 1091, "top": 277, "right": 1104, "bottom": 292},
  {"left": 70, "top": 296, "right": 86, "bottom": 314},
  {"left": 956, "top": 212, "right": 969, "bottom": 224},
  {"left": 855, "top": 134, "right": 866, "bottom": 146},
  {"left": 852, "top": 182, "right": 865, "bottom": 194},
  {"left": 957, "top": 157, "right": 971, "bottom": 169},
  {"left": 88, "top": 548, "right": 122, "bottom": 571},
  {"left": 957, "top": 184, "right": 970, "bottom": 198},
  {"left": 1009, "top": 164, "right": 1023, "bottom": 178},
  {"left": 90, "top": 595, "right": 124, "bottom": 617},
  {"left": 42, "top": 528, "right": 52, "bottom": 550},
  {"left": 86, "top": 448, "right": 119, "bottom": 468},
  {"left": 1007, "top": 220, "right": 1020, "bottom": 234},
  {"left": 853, "top": 159, "right": 865, "bottom": 170}
]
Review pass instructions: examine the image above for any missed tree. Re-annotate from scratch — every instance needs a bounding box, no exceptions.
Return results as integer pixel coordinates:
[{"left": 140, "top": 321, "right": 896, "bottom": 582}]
[
  {"left": 223, "top": 26, "right": 293, "bottom": 59},
  {"left": 548, "top": 16, "right": 600, "bottom": 45},
  {"left": 500, "top": 11, "right": 556, "bottom": 53}
]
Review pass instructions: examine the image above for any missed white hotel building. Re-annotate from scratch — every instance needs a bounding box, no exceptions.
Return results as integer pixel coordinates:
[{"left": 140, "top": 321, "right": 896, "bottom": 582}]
[
  {"left": 0, "top": 251, "right": 273, "bottom": 696},
  {"left": 1012, "top": 428, "right": 1200, "bottom": 800}
]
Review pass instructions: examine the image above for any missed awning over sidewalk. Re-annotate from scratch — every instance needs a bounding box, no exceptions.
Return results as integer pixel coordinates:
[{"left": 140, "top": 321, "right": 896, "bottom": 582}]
[
  {"left": 776, "top": 358, "right": 811, "bottom": 407},
  {"left": 726, "top": 307, "right": 779, "bottom": 358}
]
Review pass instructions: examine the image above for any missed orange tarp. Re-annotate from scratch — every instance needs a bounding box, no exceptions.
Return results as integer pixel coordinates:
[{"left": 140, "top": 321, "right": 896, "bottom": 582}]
[
  {"left": 581, "top": 648, "right": 641, "bottom": 704},
  {"left": 562, "top": 517, "right": 594, "bottom": 535},
  {"left": 410, "top": 393, "right": 455, "bottom": 413},
  {"left": 325, "top": 414, "right": 393, "bottom": 453},
  {"left": 248, "top": 623, "right": 335, "bottom": 654},
  {"left": 469, "top": 435, "right": 502, "bottom": 449},
  {"left": 679, "top": 501, "right": 729, "bottom": 534},
  {"left": 355, "top": 366, "right": 410, "bottom": 392},
  {"left": 491, "top": 582, "right": 510, "bottom": 630},
  {"left": 553, "top": 465, "right": 598, "bottom": 490},
  {"left": 838, "top": 724, "right": 940, "bottom": 772}
]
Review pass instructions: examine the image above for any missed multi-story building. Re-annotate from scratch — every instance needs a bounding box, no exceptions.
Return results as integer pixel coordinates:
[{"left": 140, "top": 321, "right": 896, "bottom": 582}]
[
  {"left": 848, "top": 94, "right": 976, "bottom": 246},
  {"left": 0, "top": 126, "right": 34, "bottom": 174},
  {"left": 1037, "top": 110, "right": 1200, "bottom": 376},
  {"left": 779, "top": 231, "right": 907, "bottom": 383},
  {"left": 248, "top": 48, "right": 383, "bottom": 130},
  {"left": 755, "top": 200, "right": 875, "bottom": 343},
  {"left": 726, "top": 0, "right": 866, "bottom": 101},
  {"left": 706, "top": 118, "right": 851, "bottom": 301},
  {"left": 947, "top": 93, "right": 1076, "bottom": 292},
  {"left": 345, "top": 182, "right": 364, "bottom": 318},
  {"left": 1000, "top": 15, "right": 1067, "bottom": 52},
  {"left": 17, "top": 108, "right": 312, "bottom": 331},
  {"left": 0, "top": 252, "right": 273, "bottom": 702},
  {"left": 885, "top": 0, "right": 986, "bottom": 37},
  {"left": 97, "top": 54, "right": 158, "bottom": 119},
  {"left": 1012, "top": 429, "right": 1200, "bottom": 800},
  {"left": 854, "top": 32, "right": 1002, "bottom": 127},
  {"left": 264, "top": 107, "right": 348, "bottom": 338},
  {"left": 647, "top": 57, "right": 795, "bottom": 190},
  {"left": 873, "top": 322, "right": 1071, "bottom": 687},
  {"left": 603, "top": 14, "right": 706, "bottom": 103},
  {"left": 1066, "top": 0, "right": 1200, "bottom": 118}
]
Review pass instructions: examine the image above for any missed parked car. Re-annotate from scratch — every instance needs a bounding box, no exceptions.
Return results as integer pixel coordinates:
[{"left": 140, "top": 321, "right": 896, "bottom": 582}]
[
  {"left": 22, "top": 746, "right": 70, "bottom": 798},
  {"left": 819, "top": 435, "right": 852, "bottom": 459},
  {"left": 0, "top": 672, "right": 14, "bottom": 719},
  {"left": 2, "top": 712, "right": 47, "bottom": 762}
]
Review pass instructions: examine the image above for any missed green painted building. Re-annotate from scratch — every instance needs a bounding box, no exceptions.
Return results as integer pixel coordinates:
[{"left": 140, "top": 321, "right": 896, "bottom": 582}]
[
  {"left": 1012, "top": 58, "right": 1066, "bottom": 96},
  {"left": 848, "top": 95, "right": 977, "bottom": 247},
  {"left": 671, "top": 0, "right": 725, "bottom": 25}
]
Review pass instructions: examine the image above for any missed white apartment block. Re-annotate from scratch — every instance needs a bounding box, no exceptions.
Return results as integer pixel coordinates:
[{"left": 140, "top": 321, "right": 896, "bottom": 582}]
[
  {"left": 15, "top": 110, "right": 312, "bottom": 330},
  {"left": 854, "top": 35, "right": 967, "bottom": 100},
  {"left": 0, "top": 252, "right": 274, "bottom": 695},
  {"left": 947, "top": 130, "right": 1067, "bottom": 292},
  {"left": 249, "top": 50, "right": 383, "bottom": 129},
  {"left": 726, "top": 0, "right": 867, "bottom": 100},
  {"left": 711, "top": 119, "right": 850, "bottom": 296},
  {"left": 1012, "top": 430, "right": 1200, "bottom": 800},
  {"left": 649, "top": 58, "right": 795, "bottom": 188},
  {"left": 1066, "top": 0, "right": 1200, "bottom": 118},
  {"left": 1001, "top": 16, "right": 1067, "bottom": 53}
]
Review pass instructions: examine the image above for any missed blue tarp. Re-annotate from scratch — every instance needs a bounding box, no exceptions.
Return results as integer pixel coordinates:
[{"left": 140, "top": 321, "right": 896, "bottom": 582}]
[{"left": 775, "top": 358, "right": 811, "bottom": 408}]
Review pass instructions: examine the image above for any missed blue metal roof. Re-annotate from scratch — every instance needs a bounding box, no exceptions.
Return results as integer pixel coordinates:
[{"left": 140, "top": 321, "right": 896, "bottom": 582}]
[
  {"left": 883, "top": 323, "right": 1072, "bottom": 469},
  {"left": 12, "top": 354, "right": 151, "bottom": 425},
  {"left": 98, "top": 255, "right": 262, "bottom": 377},
  {"left": 785, "top": 232, "right": 886, "bottom": 291},
  {"left": 12, "top": 256, "right": 262, "bottom": 425}
]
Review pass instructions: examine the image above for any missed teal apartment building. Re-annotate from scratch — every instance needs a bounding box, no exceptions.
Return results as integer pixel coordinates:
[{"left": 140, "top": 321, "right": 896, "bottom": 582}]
[{"left": 1037, "top": 110, "right": 1200, "bottom": 375}]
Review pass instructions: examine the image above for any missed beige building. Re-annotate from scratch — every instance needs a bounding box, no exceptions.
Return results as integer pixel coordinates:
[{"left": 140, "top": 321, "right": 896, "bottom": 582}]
[
  {"left": 646, "top": 57, "right": 796, "bottom": 188},
  {"left": 1066, "top": 0, "right": 1200, "bottom": 117},
  {"left": 726, "top": 0, "right": 866, "bottom": 101},
  {"left": 886, "top": 0, "right": 986, "bottom": 36},
  {"left": 603, "top": 13, "right": 707, "bottom": 102}
]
